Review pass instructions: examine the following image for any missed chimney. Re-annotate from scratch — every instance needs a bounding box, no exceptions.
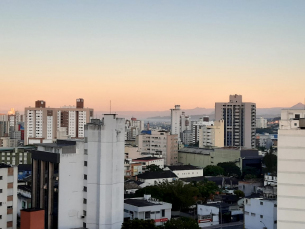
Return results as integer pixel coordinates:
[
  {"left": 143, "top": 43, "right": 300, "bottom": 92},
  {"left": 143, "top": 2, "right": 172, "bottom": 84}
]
[
  {"left": 76, "top": 98, "right": 84, "bottom": 108},
  {"left": 35, "top": 100, "right": 46, "bottom": 108}
]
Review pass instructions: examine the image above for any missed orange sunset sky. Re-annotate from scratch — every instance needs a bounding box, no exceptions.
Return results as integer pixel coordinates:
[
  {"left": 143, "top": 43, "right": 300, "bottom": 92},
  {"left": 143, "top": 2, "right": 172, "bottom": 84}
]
[{"left": 1, "top": 1, "right": 305, "bottom": 112}]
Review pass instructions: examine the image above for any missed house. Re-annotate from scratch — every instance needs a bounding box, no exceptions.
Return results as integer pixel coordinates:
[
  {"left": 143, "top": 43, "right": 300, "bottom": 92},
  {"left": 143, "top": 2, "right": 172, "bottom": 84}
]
[
  {"left": 132, "top": 157, "right": 164, "bottom": 171},
  {"left": 238, "top": 180, "right": 263, "bottom": 197},
  {"left": 197, "top": 202, "right": 230, "bottom": 227},
  {"left": 244, "top": 198, "right": 277, "bottom": 229},
  {"left": 124, "top": 194, "right": 172, "bottom": 226},
  {"left": 124, "top": 180, "right": 145, "bottom": 194},
  {"left": 164, "top": 165, "right": 203, "bottom": 178},
  {"left": 136, "top": 171, "right": 178, "bottom": 187}
]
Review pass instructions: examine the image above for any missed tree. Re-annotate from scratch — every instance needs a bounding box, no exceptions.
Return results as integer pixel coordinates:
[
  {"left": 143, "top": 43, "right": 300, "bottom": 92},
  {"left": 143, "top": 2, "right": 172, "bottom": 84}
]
[
  {"left": 234, "top": 190, "right": 245, "bottom": 198},
  {"left": 146, "top": 164, "right": 163, "bottom": 172},
  {"left": 121, "top": 219, "right": 157, "bottom": 229},
  {"left": 263, "top": 152, "right": 277, "bottom": 173},
  {"left": 135, "top": 180, "right": 199, "bottom": 211},
  {"left": 242, "top": 166, "right": 260, "bottom": 178},
  {"left": 203, "top": 165, "right": 224, "bottom": 176},
  {"left": 197, "top": 181, "right": 219, "bottom": 202},
  {"left": 217, "top": 162, "right": 241, "bottom": 178},
  {"left": 163, "top": 217, "right": 200, "bottom": 229}
]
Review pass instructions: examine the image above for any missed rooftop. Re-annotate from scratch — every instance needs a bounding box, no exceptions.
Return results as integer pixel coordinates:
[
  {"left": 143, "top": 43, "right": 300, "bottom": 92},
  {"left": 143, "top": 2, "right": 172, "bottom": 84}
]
[
  {"left": 137, "top": 170, "right": 177, "bottom": 179},
  {"left": 133, "top": 157, "right": 163, "bottom": 161},
  {"left": 35, "top": 139, "right": 78, "bottom": 148},
  {"left": 124, "top": 198, "right": 162, "bottom": 207},
  {"left": 166, "top": 165, "right": 201, "bottom": 171},
  {"left": 0, "top": 163, "right": 12, "bottom": 168}
]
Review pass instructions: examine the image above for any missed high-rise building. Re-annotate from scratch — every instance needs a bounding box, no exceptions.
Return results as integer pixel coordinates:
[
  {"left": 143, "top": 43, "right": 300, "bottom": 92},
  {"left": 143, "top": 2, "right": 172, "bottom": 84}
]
[
  {"left": 170, "top": 105, "right": 182, "bottom": 136},
  {"left": 125, "top": 117, "right": 144, "bottom": 140},
  {"left": 192, "top": 117, "right": 214, "bottom": 144},
  {"left": 256, "top": 117, "right": 267, "bottom": 129},
  {"left": 137, "top": 130, "right": 178, "bottom": 165},
  {"left": 30, "top": 114, "right": 124, "bottom": 229},
  {"left": 278, "top": 109, "right": 305, "bottom": 229},
  {"left": 215, "top": 94, "right": 256, "bottom": 148},
  {"left": 198, "top": 120, "right": 224, "bottom": 148},
  {"left": 24, "top": 98, "right": 94, "bottom": 145},
  {"left": 0, "top": 164, "right": 18, "bottom": 229}
]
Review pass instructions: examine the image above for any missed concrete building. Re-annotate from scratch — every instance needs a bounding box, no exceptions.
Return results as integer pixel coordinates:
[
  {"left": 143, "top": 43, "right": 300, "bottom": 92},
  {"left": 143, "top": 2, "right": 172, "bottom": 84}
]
[
  {"left": 30, "top": 114, "right": 124, "bottom": 229},
  {"left": 124, "top": 194, "right": 172, "bottom": 226},
  {"left": 132, "top": 157, "right": 164, "bottom": 171},
  {"left": 125, "top": 118, "right": 144, "bottom": 140},
  {"left": 137, "top": 130, "right": 178, "bottom": 165},
  {"left": 238, "top": 180, "right": 263, "bottom": 197},
  {"left": 192, "top": 117, "right": 214, "bottom": 144},
  {"left": 164, "top": 165, "right": 203, "bottom": 178},
  {"left": 215, "top": 94, "right": 256, "bottom": 148},
  {"left": 178, "top": 147, "right": 262, "bottom": 171},
  {"left": 124, "top": 145, "right": 142, "bottom": 160},
  {"left": 136, "top": 170, "right": 178, "bottom": 187},
  {"left": 0, "top": 164, "right": 18, "bottom": 229},
  {"left": 0, "top": 147, "right": 33, "bottom": 166},
  {"left": 277, "top": 109, "right": 305, "bottom": 229},
  {"left": 244, "top": 198, "right": 277, "bottom": 229},
  {"left": 24, "top": 98, "right": 93, "bottom": 144},
  {"left": 198, "top": 120, "right": 224, "bottom": 148},
  {"left": 182, "top": 130, "right": 193, "bottom": 146},
  {"left": 170, "top": 105, "right": 182, "bottom": 136},
  {"left": 256, "top": 117, "right": 268, "bottom": 129}
]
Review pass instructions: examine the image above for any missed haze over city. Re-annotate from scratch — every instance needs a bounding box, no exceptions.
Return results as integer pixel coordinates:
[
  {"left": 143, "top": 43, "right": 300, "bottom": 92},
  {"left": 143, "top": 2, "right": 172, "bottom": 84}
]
[{"left": 1, "top": 1, "right": 305, "bottom": 112}]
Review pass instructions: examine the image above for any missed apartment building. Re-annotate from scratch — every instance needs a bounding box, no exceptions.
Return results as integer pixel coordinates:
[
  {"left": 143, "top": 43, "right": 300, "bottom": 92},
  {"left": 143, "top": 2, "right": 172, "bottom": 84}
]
[
  {"left": 24, "top": 98, "right": 93, "bottom": 144},
  {"left": 278, "top": 109, "right": 305, "bottom": 229},
  {"left": 124, "top": 194, "right": 172, "bottom": 226},
  {"left": 198, "top": 120, "right": 224, "bottom": 148},
  {"left": 170, "top": 105, "right": 182, "bottom": 136},
  {"left": 137, "top": 130, "right": 178, "bottom": 165},
  {"left": 256, "top": 117, "right": 268, "bottom": 129},
  {"left": 125, "top": 117, "right": 144, "bottom": 140},
  {"left": 192, "top": 117, "right": 213, "bottom": 144},
  {"left": 0, "top": 164, "right": 18, "bottom": 229},
  {"left": 215, "top": 94, "right": 256, "bottom": 148},
  {"left": 30, "top": 114, "right": 124, "bottom": 229},
  {"left": 0, "top": 147, "right": 33, "bottom": 166}
]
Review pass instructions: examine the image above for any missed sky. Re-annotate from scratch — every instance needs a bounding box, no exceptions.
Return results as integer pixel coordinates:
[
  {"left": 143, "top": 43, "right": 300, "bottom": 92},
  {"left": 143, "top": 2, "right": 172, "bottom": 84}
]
[{"left": 1, "top": 1, "right": 305, "bottom": 112}]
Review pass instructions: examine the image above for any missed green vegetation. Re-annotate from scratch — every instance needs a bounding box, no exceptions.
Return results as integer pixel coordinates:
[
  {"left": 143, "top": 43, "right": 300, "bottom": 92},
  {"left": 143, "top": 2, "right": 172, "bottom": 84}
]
[
  {"left": 135, "top": 180, "right": 219, "bottom": 210},
  {"left": 263, "top": 148, "right": 277, "bottom": 173},
  {"left": 203, "top": 165, "right": 224, "bottom": 176},
  {"left": 146, "top": 164, "right": 163, "bottom": 172},
  {"left": 234, "top": 190, "right": 245, "bottom": 198},
  {"left": 217, "top": 162, "right": 241, "bottom": 178}
]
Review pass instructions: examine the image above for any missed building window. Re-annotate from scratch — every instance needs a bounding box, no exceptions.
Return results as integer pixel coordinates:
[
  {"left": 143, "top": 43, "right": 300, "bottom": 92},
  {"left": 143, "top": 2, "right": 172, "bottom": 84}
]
[
  {"left": 0, "top": 189, "right": 2, "bottom": 193},
  {"left": 162, "top": 209, "right": 165, "bottom": 217},
  {"left": 83, "top": 198, "right": 87, "bottom": 204},
  {"left": 0, "top": 202, "right": 2, "bottom": 206},
  {"left": 260, "top": 215, "right": 263, "bottom": 218},
  {"left": 0, "top": 176, "right": 2, "bottom": 180},
  {"left": 260, "top": 202, "right": 263, "bottom": 205},
  {"left": 83, "top": 222, "right": 86, "bottom": 228},
  {"left": 245, "top": 211, "right": 249, "bottom": 215},
  {"left": 83, "top": 210, "right": 86, "bottom": 216},
  {"left": 274, "top": 204, "right": 277, "bottom": 207},
  {"left": 84, "top": 161, "right": 87, "bottom": 167},
  {"left": 251, "top": 213, "right": 256, "bottom": 216},
  {"left": 274, "top": 220, "right": 277, "bottom": 224},
  {"left": 83, "top": 186, "right": 87, "bottom": 192},
  {"left": 84, "top": 174, "right": 87, "bottom": 180},
  {"left": 145, "top": 211, "right": 150, "bottom": 219},
  {"left": 0, "top": 215, "right": 1, "bottom": 219}
]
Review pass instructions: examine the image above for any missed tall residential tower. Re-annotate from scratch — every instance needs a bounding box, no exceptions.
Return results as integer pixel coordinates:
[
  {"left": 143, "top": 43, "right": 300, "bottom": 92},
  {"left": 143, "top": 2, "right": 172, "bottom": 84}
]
[{"left": 215, "top": 94, "right": 256, "bottom": 148}]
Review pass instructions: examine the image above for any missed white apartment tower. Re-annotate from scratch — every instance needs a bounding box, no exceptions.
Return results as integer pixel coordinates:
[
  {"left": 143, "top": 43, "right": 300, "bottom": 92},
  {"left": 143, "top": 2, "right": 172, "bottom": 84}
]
[
  {"left": 278, "top": 109, "right": 305, "bottom": 229},
  {"left": 31, "top": 115, "right": 125, "bottom": 229},
  {"left": 0, "top": 164, "right": 18, "bottom": 229},
  {"left": 170, "top": 105, "right": 182, "bottom": 136},
  {"left": 25, "top": 99, "right": 93, "bottom": 145},
  {"left": 215, "top": 94, "right": 256, "bottom": 148}
]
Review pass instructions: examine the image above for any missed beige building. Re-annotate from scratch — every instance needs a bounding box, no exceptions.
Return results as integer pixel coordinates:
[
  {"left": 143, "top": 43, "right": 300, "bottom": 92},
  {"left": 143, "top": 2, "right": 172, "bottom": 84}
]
[
  {"left": 178, "top": 147, "right": 261, "bottom": 171},
  {"left": 198, "top": 120, "right": 224, "bottom": 148},
  {"left": 215, "top": 94, "right": 256, "bottom": 148},
  {"left": 137, "top": 130, "right": 178, "bottom": 165},
  {"left": 24, "top": 99, "right": 93, "bottom": 144},
  {"left": 278, "top": 109, "right": 305, "bottom": 229}
]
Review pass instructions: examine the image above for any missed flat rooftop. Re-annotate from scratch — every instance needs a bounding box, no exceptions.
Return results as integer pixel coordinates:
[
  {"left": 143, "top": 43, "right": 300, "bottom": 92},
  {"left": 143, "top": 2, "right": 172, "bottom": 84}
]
[
  {"left": 167, "top": 165, "right": 201, "bottom": 171},
  {"left": 124, "top": 198, "right": 162, "bottom": 207}
]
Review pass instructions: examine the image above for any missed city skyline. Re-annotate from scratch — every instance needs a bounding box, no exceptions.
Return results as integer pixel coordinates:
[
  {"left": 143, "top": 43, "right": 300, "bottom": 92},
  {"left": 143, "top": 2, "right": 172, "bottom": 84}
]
[{"left": 1, "top": 1, "right": 305, "bottom": 111}]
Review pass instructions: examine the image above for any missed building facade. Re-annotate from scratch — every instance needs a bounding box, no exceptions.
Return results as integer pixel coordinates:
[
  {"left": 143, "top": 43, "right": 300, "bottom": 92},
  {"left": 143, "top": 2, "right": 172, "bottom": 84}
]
[
  {"left": 278, "top": 109, "right": 305, "bottom": 229},
  {"left": 137, "top": 130, "right": 178, "bottom": 165},
  {"left": 0, "top": 164, "right": 18, "bottom": 229},
  {"left": 198, "top": 120, "right": 224, "bottom": 148},
  {"left": 24, "top": 99, "right": 93, "bottom": 144},
  {"left": 170, "top": 105, "right": 182, "bottom": 136},
  {"left": 30, "top": 114, "right": 124, "bottom": 229},
  {"left": 215, "top": 94, "right": 256, "bottom": 148},
  {"left": 256, "top": 117, "right": 268, "bottom": 129}
]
